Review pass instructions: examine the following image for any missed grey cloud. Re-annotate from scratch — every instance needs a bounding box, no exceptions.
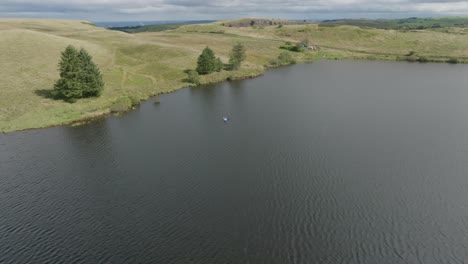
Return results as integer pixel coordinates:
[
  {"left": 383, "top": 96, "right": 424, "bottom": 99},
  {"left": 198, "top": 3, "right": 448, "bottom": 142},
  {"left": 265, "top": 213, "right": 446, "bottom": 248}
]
[{"left": 1, "top": 0, "right": 467, "bottom": 20}]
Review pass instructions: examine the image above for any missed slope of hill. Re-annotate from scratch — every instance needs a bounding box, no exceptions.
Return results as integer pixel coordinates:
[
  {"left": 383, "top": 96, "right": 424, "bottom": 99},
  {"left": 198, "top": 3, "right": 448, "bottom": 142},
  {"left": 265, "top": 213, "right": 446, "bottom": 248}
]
[
  {"left": 1, "top": 18, "right": 468, "bottom": 132},
  {"left": 0, "top": 19, "right": 297, "bottom": 132}
]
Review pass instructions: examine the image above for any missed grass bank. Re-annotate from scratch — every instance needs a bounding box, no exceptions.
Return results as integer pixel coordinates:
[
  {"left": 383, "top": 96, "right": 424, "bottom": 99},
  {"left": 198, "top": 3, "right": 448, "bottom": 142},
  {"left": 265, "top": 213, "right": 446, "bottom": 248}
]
[{"left": 1, "top": 18, "right": 468, "bottom": 132}]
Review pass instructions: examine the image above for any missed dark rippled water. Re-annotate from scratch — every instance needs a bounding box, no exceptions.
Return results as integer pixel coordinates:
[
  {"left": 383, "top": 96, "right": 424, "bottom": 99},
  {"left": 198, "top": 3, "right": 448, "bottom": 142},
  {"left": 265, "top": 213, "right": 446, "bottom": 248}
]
[{"left": 1, "top": 61, "right": 468, "bottom": 263}]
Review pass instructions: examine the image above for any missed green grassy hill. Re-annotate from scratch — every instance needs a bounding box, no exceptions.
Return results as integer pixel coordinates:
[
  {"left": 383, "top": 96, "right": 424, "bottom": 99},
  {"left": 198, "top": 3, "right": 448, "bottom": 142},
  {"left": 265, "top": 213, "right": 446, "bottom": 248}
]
[{"left": 1, "top": 18, "right": 468, "bottom": 132}]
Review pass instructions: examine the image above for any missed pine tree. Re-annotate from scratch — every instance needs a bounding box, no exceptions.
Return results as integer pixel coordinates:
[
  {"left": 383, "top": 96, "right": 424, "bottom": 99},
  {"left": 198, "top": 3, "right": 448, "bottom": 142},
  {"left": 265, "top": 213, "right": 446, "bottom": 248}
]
[
  {"left": 196, "top": 47, "right": 217, "bottom": 75},
  {"left": 53, "top": 45, "right": 83, "bottom": 100},
  {"left": 229, "top": 43, "right": 246, "bottom": 70},
  {"left": 53, "top": 45, "right": 104, "bottom": 101},
  {"left": 78, "top": 48, "right": 104, "bottom": 97}
]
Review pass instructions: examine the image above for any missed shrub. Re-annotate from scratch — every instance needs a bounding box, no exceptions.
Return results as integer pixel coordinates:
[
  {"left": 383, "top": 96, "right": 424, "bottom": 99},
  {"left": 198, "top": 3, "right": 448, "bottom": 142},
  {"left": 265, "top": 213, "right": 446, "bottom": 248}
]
[
  {"left": 447, "top": 57, "right": 459, "bottom": 64},
  {"left": 417, "top": 56, "right": 429, "bottom": 63},
  {"left": 270, "top": 59, "right": 280, "bottom": 66},
  {"left": 271, "top": 51, "right": 296, "bottom": 66},
  {"left": 278, "top": 51, "right": 296, "bottom": 64},
  {"left": 110, "top": 97, "right": 133, "bottom": 112},
  {"left": 280, "top": 42, "right": 303, "bottom": 52},
  {"left": 187, "top": 70, "right": 200, "bottom": 85},
  {"left": 128, "top": 95, "right": 140, "bottom": 106},
  {"left": 290, "top": 43, "right": 303, "bottom": 52}
]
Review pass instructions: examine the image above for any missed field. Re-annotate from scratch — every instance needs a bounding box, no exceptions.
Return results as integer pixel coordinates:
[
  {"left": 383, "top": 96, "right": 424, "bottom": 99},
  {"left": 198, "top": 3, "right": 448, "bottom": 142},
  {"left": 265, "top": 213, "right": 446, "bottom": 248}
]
[{"left": 1, "top": 18, "right": 468, "bottom": 132}]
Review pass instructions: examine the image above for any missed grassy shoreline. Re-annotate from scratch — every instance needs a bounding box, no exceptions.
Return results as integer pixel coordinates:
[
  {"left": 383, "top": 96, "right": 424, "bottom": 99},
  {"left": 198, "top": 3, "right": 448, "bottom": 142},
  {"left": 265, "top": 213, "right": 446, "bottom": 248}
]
[
  {"left": 2, "top": 18, "right": 468, "bottom": 133},
  {"left": 6, "top": 68, "right": 269, "bottom": 133}
]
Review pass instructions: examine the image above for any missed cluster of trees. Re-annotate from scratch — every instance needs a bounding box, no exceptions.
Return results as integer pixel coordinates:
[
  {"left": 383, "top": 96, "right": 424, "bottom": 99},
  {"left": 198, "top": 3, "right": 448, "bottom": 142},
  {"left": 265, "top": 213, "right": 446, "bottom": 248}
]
[
  {"left": 195, "top": 43, "right": 246, "bottom": 74},
  {"left": 188, "top": 43, "right": 247, "bottom": 84},
  {"left": 53, "top": 45, "right": 104, "bottom": 102}
]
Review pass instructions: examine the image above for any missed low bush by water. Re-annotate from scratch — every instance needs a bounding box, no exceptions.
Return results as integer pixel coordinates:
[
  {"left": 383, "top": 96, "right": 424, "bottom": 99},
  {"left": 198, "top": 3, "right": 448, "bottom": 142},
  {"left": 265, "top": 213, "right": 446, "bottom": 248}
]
[{"left": 110, "top": 97, "right": 134, "bottom": 112}]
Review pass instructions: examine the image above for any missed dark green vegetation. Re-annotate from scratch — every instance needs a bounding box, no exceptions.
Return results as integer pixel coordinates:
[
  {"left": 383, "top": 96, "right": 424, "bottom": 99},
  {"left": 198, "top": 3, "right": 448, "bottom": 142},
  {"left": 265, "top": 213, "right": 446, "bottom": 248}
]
[
  {"left": 53, "top": 45, "right": 104, "bottom": 102},
  {"left": 109, "top": 95, "right": 141, "bottom": 112},
  {"left": 320, "top": 17, "right": 468, "bottom": 30},
  {"left": 280, "top": 42, "right": 302, "bottom": 52},
  {"left": 279, "top": 39, "right": 312, "bottom": 53},
  {"left": 186, "top": 70, "right": 200, "bottom": 85},
  {"left": 110, "top": 24, "right": 183, "bottom": 33},
  {"left": 192, "top": 43, "right": 247, "bottom": 79},
  {"left": 196, "top": 47, "right": 223, "bottom": 75},
  {"left": 228, "top": 43, "right": 247, "bottom": 70},
  {"left": 109, "top": 21, "right": 216, "bottom": 33},
  {"left": 271, "top": 51, "right": 296, "bottom": 66},
  {"left": 110, "top": 96, "right": 134, "bottom": 112}
]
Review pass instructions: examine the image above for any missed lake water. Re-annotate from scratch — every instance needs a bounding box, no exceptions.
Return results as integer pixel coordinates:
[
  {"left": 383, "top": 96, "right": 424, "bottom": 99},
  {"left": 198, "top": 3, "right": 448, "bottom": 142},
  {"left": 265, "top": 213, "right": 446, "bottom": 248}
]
[{"left": 1, "top": 61, "right": 468, "bottom": 263}]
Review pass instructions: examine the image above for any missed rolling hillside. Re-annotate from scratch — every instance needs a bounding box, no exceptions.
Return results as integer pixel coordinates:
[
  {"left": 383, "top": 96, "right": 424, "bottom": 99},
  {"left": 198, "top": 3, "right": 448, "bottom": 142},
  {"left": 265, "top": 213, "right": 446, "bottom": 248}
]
[{"left": 1, "top": 18, "right": 468, "bottom": 132}]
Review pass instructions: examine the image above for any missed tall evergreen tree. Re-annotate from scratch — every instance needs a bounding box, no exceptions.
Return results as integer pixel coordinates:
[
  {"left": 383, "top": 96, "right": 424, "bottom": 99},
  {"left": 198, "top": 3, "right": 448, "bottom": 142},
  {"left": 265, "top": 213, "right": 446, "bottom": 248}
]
[
  {"left": 53, "top": 45, "right": 83, "bottom": 100},
  {"left": 196, "top": 47, "right": 217, "bottom": 75},
  {"left": 78, "top": 48, "right": 104, "bottom": 97},
  {"left": 229, "top": 43, "right": 246, "bottom": 70},
  {"left": 53, "top": 45, "right": 104, "bottom": 101}
]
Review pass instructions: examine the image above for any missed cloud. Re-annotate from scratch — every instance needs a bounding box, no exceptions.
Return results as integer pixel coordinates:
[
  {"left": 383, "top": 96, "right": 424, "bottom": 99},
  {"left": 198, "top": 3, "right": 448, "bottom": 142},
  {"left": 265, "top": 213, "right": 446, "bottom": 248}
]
[{"left": 0, "top": 0, "right": 467, "bottom": 21}]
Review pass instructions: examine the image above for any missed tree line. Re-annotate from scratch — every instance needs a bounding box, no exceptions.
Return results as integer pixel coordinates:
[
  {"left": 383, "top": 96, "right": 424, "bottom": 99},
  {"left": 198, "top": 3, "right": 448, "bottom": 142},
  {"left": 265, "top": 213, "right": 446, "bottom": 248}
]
[{"left": 53, "top": 43, "right": 247, "bottom": 102}]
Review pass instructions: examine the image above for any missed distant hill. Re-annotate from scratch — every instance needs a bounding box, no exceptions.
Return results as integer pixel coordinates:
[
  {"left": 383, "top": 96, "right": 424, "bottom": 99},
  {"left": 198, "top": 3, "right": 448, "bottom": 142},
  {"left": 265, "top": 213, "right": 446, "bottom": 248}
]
[
  {"left": 96, "top": 20, "right": 215, "bottom": 28},
  {"left": 320, "top": 17, "right": 468, "bottom": 30},
  {"left": 110, "top": 24, "right": 183, "bottom": 33},
  {"left": 108, "top": 20, "right": 215, "bottom": 33},
  {"left": 220, "top": 18, "right": 302, "bottom": 27}
]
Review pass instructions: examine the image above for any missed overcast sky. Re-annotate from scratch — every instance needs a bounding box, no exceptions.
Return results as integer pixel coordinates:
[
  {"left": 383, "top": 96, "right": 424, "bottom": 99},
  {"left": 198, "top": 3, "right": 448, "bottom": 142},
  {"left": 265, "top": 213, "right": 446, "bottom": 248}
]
[{"left": 1, "top": 0, "right": 468, "bottom": 22}]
